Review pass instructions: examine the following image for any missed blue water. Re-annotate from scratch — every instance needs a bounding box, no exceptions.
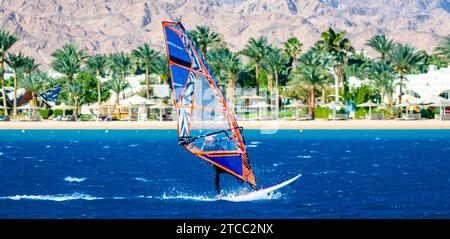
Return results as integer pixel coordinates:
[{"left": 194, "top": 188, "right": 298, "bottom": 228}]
[{"left": 0, "top": 129, "right": 449, "bottom": 218}]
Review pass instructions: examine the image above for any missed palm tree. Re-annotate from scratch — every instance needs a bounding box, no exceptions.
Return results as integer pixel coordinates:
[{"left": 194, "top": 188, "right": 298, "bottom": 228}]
[
  {"left": 435, "top": 35, "right": 450, "bottom": 61},
  {"left": 290, "top": 49, "right": 333, "bottom": 118},
  {"left": 132, "top": 43, "right": 160, "bottom": 99},
  {"left": 52, "top": 43, "right": 88, "bottom": 61},
  {"left": 367, "top": 60, "right": 397, "bottom": 116},
  {"left": 22, "top": 56, "right": 39, "bottom": 76},
  {"left": 107, "top": 76, "right": 130, "bottom": 118},
  {"left": 241, "top": 36, "right": 269, "bottom": 96},
  {"left": 0, "top": 29, "right": 18, "bottom": 116},
  {"left": 20, "top": 72, "right": 45, "bottom": 116},
  {"left": 265, "top": 46, "right": 288, "bottom": 112},
  {"left": 283, "top": 37, "right": 303, "bottom": 70},
  {"left": 155, "top": 56, "right": 170, "bottom": 84},
  {"left": 68, "top": 79, "right": 84, "bottom": 117},
  {"left": 206, "top": 48, "right": 229, "bottom": 88},
  {"left": 208, "top": 48, "right": 242, "bottom": 107},
  {"left": 290, "top": 66, "right": 322, "bottom": 118},
  {"left": 387, "top": 43, "right": 425, "bottom": 107},
  {"left": 51, "top": 43, "right": 87, "bottom": 103},
  {"left": 189, "top": 26, "right": 221, "bottom": 58},
  {"left": 86, "top": 54, "right": 108, "bottom": 104},
  {"left": 109, "top": 52, "right": 132, "bottom": 82},
  {"left": 318, "top": 28, "right": 354, "bottom": 97},
  {"left": 366, "top": 34, "right": 394, "bottom": 60},
  {"left": 5, "top": 52, "right": 26, "bottom": 115}
]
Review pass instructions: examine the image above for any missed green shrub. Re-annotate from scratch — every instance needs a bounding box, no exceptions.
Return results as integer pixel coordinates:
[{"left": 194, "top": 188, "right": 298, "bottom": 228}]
[
  {"left": 372, "top": 108, "right": 391, "bottom": 118},
  {"left": 38, "top": 109, "right": 53, "bottom": 119},
  {"left": 279, "top": 110, "right": 294, "bottom": 118},
  {"left": 53, "top": 109, "right": 73, "bottom": 116},
  {"left": 314, "top": 107, "right": 330, "bottom": 119},
  {"left": 355, "top": 108, "right": 367, "bottom": 119},
  {"left": 420, "top": 109, "right": 434, "bottom": 119},
  {"left": 80, "top": 114, "right": 93, "bottom": 121}
]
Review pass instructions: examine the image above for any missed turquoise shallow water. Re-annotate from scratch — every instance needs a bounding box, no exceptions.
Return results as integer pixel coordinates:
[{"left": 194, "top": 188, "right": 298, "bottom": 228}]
[{"left": 0, "top": 129, "right": 449, "bottom": 218}]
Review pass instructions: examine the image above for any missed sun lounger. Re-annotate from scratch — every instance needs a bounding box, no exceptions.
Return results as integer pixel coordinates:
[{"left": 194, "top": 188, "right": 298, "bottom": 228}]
[
  {"left": 328, "top": 113, "right": 349, "bottom": 120},
  {"left": 0, "top": 115, "right": 10, "bottom": 121},
  {"left": 80, "top": 114, "right": 93, "bottom": 121},
  {"left": 365, "top": 114, "right": 384, "bottom": 120},
  {"left": 437, "top": 114, "right": 450, "bottom": 120},
  {"left": 27, "top": 115, "right": 41, "bottom": 121},
  {"left": 289, "top": 113, "right": 313, "bottom": 121},
  {"left": 99, "top": 115, "right": 112, "bottom": 121},
  {"left": 401, "top": 113, "right": 421, "bottom": 120}
]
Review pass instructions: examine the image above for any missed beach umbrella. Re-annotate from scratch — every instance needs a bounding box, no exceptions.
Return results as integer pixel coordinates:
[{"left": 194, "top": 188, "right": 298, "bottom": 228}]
[
  {"left": 149, "top": 101, "right": 172, "bottom": 121},
  {"left": 121, "top": 94, "right": 155, "bottom": 105},
  {"left": 17, "top": 104, "right": 41, "bottom": 118},
  {"left": 394, "top": 101, "right": 415, "bottom": 107},
  {"left": 285, "top": 101, "right": 307, "bottom": 119},
  {"left": 239, "top": 95, "right": 264, "bottom": 100},
  {"left": 357, "top": 100, "right": 379, "bottom": 120},
  {"left": 249, "top": 101, "right": 274, "bottom": 120},
  {"left": 89, "top": 102, "right": 115, "bottom": 120},
  {"left": 88, "top": 102, "right": 102, "bottom": 109},
  {"left": 323, "top": 101, "right": 345, "bottom": 120},
  {"left": 53, "top": 102, "right": 75, "bottom": 116},
  {"left": 395, "top": 101, "right": 416, "bottom": 118},
  {"left": 239, "top": 95, "right": 264, "bottom": 120},
  {"left": 428, "top": 95, "right": 450, "bottom": 118},
  {"left": 17, "top": 104, "right": 41, "bottom": 110},
  {"left": 285, "top": 101, "right": 307, "bottom": 108},
  {"left": 322, "top": 101, "right": 345, "bottom": 110}
]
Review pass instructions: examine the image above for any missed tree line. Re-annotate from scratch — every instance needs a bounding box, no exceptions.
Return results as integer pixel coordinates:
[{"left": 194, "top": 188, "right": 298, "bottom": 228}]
[{"left": 1, "top": 26, "right": 449, "bottom": 118}]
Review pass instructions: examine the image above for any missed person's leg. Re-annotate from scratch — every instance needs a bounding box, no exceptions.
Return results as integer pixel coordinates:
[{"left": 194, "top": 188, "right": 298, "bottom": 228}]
[
  {"left": 237, "top": 178, "right": 244, "bottom": 187},
  {"left": 215, "top": 170, "right": 221, "bottom": 196}
]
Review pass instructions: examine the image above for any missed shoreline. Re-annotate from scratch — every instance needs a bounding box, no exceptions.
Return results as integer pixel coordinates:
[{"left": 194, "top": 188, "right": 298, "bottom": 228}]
[{"left": 0, "top": 120, "right": 450, "bottom": 130}]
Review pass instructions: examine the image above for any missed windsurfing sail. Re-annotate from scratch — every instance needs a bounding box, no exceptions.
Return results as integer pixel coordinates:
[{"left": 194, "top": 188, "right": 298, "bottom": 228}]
[{"left": 162, "top": 21, "right": 256, "bottom": 188}]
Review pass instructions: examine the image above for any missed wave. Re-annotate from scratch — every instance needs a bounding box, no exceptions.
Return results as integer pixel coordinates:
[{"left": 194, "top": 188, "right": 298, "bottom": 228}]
[
  {"left": 0, "top": 193, "right": 102, "bottom": 201},
  {"left": 221, "top": 191, "right": 283, "bottom": 202},
  {"left": 297, "top": 155, "right": 311, "bottom": 159},
  {"left": 161, "top": 193, "right": 217, "bottom": 202},
  {"left": 133, "top": 177, "right": 150, "bottom": 182},
  {"left": 64, "top": 176, "right": 87, "bottom": 183},
  {"left": 250, "top": 142, "right": 262, "bottom": 145},
  {"left": 161, "top": 190, "right": 284, "bottom": 202}
]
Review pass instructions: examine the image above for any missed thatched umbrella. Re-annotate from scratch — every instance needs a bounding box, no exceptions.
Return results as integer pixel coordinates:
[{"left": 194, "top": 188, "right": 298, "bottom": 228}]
[
  {"left": 394, "top": 101, "right": 416, "bottom": 119},
  {"left": 249, "top": 101, "right": 274, "bottom": 120},
  {"left": 323, "top": 101, "right": 345, "bottom": 119},
  {"left": 428, "top": 95, "right": 450, "bottom": 119},
  {"left": 17, "top": 104, "right": 42, "bottom": 119},
  {"left": 285, "top": 101, "right": 307, "bottom": 119},
  {"left": 149, "top": 101, "right": 172, "bottom": 121},
  {"left": 53, "top": 102, "right": 75, "bottom": 117},
  {"left": 357, "top": 100, "right": 379, "bottom": 120}
]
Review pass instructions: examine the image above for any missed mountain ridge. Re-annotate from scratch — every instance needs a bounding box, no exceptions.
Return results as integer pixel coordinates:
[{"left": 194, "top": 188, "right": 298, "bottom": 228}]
[{"left": 1, "top": 0, "right": 449, "bottom": 70}]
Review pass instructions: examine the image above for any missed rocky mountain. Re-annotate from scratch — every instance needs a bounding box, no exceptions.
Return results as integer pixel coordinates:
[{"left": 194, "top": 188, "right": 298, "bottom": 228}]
[{"left": 1, "top": 0, "right": 449, "bottom": 70}]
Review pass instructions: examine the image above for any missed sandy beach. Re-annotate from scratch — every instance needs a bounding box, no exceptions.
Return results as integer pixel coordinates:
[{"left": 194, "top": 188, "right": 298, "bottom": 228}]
[{"left": 0, "top": 120, "right": 449, "bottom": 130}]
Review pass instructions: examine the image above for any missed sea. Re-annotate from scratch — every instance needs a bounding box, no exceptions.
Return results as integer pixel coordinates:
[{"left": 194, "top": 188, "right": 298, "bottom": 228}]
[{"left": 0, "top": 129, "right": 449, "bottom": 218}]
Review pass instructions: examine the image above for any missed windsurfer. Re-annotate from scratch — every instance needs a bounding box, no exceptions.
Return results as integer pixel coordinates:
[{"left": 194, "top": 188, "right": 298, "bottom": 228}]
[
  {"left": 214, "top": 165, "right": 244, "bottom": 196},
  {"left": 202, "top": 135, "right": 253, "bottom": 196}
]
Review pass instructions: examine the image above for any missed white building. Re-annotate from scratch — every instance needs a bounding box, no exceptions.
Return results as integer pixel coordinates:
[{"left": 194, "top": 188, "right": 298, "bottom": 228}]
[
  {"left": 404, "top": 65, "right": 450, "bottom": 100},
  {"left": 349, "top": 65, "right": 450, "bottom": 103}
]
